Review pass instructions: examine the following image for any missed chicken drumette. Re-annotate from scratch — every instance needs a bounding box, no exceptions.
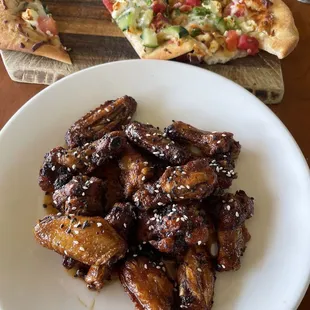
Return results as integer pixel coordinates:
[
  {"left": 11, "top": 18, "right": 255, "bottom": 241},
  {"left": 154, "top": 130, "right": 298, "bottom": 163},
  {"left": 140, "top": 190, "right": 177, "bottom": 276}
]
[
  {"left": 125, "top": 121, "right": 190, "bottom": 165},
  {"left": 39, "top": 131, "right": 126, "bottom": 192},
  {"left": 65, "top": 95, "right": 137, "bottom": 148}
]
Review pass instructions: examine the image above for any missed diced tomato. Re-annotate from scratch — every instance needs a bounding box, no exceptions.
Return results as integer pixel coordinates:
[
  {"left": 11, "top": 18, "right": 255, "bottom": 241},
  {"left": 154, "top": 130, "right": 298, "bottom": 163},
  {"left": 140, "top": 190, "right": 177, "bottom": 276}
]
[
  {"left": 179, "top": 4, "right": 192, "bottom": 12},
  {"left": 223, "top": 2, "right": 246, "bottom": 17},
  {"left": 152, "top": 1, "right": 167, "bottom": 14},
  {"left": 225, "top": 30, "right": 239, "bottom": 51},
  {"left": 102, "top": 0, "right": 113, "bottom": 12},
  {"left": 151, "top": 13, "right": 169, "bottom": 30},
  {"left": 37, "top": 16, "right": 58, "bottom": 36},
  {"left": 185, "top": 0, "right": 201, "bottom": 6},
  {"left": 237, "top": 34, "right": 259, "bottom": 55}
]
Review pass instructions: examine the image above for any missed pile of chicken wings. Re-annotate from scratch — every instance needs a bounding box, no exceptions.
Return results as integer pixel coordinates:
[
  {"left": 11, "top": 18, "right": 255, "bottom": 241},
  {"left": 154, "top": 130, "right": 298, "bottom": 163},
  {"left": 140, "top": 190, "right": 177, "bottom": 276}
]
[{"left": 34, "top": 95, "right": 254, "bottom": 310}]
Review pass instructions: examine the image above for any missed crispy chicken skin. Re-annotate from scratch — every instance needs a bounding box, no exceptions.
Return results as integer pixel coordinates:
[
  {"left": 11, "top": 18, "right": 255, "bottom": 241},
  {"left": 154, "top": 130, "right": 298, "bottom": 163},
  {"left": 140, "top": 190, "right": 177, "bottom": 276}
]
[
  {"left": 133, "top": 182, "right": 171, "bottom": 210},
  {"left": 177, "top": 247, "right": 216, "bottom": 310},
  {"left": 52, "top": 176, "right": 105, "bottom": 216},
  {"left": 125, "top": 121, "right": 190, "bottom": 165},
  {"left": 159, "top": 159, "right": 218, "bottom": 201},
  {"left": 165, "top": 121, "right": 240, "bottom": 158},
  {"left": 34, "top": 215, "right": 127, "bottom": 266},
  {"left": 217, "top": 224, "right": 251, "bottom": 272},
  {"left": 119, "top": 256, "right": 174, "bottom": 310},
  {"left": 39, "top": 131, "right": 126, "bottom": 192},
  {"left": 65, "top": 96, "right": 137, "bottom": 148},
  {"left": 207, "top": 190, "right": 254, "bottom": 230},
  {"left": 119, "top": 144, "right": 154, "bottom": 198},
  {"left": 105, "top": 202, "right": 137, "bottom": 240},
  {"left": 137, "top": 203, "right": 211, "bottom": 255}
]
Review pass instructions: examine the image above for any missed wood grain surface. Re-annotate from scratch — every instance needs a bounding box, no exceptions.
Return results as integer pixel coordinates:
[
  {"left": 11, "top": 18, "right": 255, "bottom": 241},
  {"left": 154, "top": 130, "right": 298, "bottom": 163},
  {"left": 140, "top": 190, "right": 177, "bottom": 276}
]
[
  {"left": 0, "top": 0, "right": 284, "bottom": 104},
  {"left": 0, "top": 0, "right": 309, "bottom": 307}
]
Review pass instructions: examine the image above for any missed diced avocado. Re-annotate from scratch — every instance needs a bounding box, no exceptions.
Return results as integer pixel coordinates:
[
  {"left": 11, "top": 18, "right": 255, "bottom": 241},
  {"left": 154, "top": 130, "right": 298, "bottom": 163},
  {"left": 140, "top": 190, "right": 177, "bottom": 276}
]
[
  {"left": 141, "top": 28, "right": 159, "bottom": 48},
  {"left": 139, "top": 9, "right": 154, "bottom": 28},
  {"left": 190, "top": 28, "right": 202, "bottom": 37},
  {"left": 214, "top": 17, "right": 226, "bottom": 34},
  {"left": 191, "top": 7, "right": 211, "bottom": 16},
  {"left": 162, "top": 25, "right": 189, "bottom": 39},
  {"left": 117, "top": 10, "right": 135, "bottom": 31}
]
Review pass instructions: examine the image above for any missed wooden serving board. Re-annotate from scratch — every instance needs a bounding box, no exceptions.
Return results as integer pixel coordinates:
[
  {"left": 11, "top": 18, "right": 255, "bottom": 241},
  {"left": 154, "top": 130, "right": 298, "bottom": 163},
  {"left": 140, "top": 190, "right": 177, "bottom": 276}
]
[{"left": 1, "top": 0, "right": 284, "bottom": 104}]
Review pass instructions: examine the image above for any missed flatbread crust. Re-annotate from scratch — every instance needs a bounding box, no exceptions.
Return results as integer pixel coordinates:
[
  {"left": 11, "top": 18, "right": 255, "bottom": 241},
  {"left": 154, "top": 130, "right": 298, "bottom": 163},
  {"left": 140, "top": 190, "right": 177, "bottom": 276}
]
[
  {"left": 259, "top": 0, "right": 299, "bottom": 59},
  {"left": 0, "top": 0, "right": 71, "bottom": 64}
]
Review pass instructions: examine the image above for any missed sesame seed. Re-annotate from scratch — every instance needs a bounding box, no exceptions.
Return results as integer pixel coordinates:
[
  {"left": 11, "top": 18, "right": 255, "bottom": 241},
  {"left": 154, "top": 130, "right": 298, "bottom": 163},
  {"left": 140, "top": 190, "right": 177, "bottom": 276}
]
[
  {"left": 143, "top": 241, "right": 146, "bottom": 244},
  {"left": 73, "top": 240, "right": 79, "bottom": 245},
  {"left": 229, "top": 199, "right": 234, "bottom": 203},
  {"left": 222, "top": 134, "right": 226, "bottom": 137},
  {"left": 144, "top": 162, "right": 148, "bottom": 165},
  {"left": 222, "top": 264, "right": 226, "bottom": 269},
  {"left": 79, "top": 247, "right": 85, "bottom": 251},
  {"left": 71, "top": 207, "right": 77, "bottom": 211},
  {"left": 66, "top": 228, "right": 71, "bottom": 234},
  {"left": 156, "top": 184, "right": 161, "bottom": 188},
  {"left": 173, "top": 155, "right": 178, "bottom": 159},
  {"left": 156, "top": 266, "right": 161, "bottom": 269},
  {"left": 223, "top": 155, "right": 227, "bottom": 158},
  {"left": 182, "top": 171, "right": 186, "bottom": 175},
  {"left": 157, "top": 202, "right": 163, "bottom": 206},
  {"left": 197, "top": 268, "right": 202, "bottom": 272},
  {"left": 107, "top": 118, "right": 111, "bottom": 122},
  {"left": 172, "top": 208, "right": 177, "bottom": 212},
  {"left": 176, "top": 218, "right": 180, "bottom": 222},
  {"left": 123, "top": 223, "right": 127, "bottom": 228},
  {"left": 64, "top": 250, "right": 68, "bottom": 255},
  {"left": 183, "top": 215, "right": 188, "bottom": 220},
  {"left": 216, "top": 166, "right": 220, "bottom": 173},
  {"left": 217, "top": 140, "right": 221, "bottom": 144},
  {"left": 142, "top": 176, "right": 146, "bottom": 181},
  {"left": 227, "top": 205, "right": 231, "bottom": 211},
  {"left": 186, "top": 185, "right": 190, "bottom": 189},
  {"left": 95, "top": 154, "right": 100, "bottom": 158},
  {"left": 222, "top": 200, "right": 226, "bottom": 203},
  {"left": 144, "top": 264, "right": 148, "bottom": 269},
  {"left": 166, "top": 145, "right": 169, "bottom": 149},
  {"left": 180, "top": 196, "right": 184, "bottom": 199},
  {"left": 74, "top": 230, "right": 79, "bottom": 235},
  {"left": 167, "top": 194, "right": 171, "bottom": 199},
  {"left": 154, "top": 190, "right": 159, "bottom": 193},
  {"left": 236, "top": 212, "right": 239, "bottom": 217},
  {"left": 97, "top": 223, "right": 103, "bottom": 227},
  {"left": 72, "top": 164, "right": 76, "bottom": 170},
  {"left": 67, "top": 167, "right": 71, "bottom": 172},
  {"left": 153, "top": 152, "right": 160, "bottom": 155},
  {"left": 51, "top": 166, "right": 55, "bottom": 171},
  {"left": 104, "top": 108, "right": 109, "bottom": 112},
  {"left": 82, "top": 192, "right": 85, "bottom": 196},
  {"left": 133, "top": 254, "right": 137, "bottom": 257},
  {"left": 162, "top": 267, "right": 166, "bottom": 272},
  {"left": 198, "top": 241, "right": 202, "bottom": 245},
  {"left": 181, "top": 217, "right": 185, "bottom": 222},
  {"left": 146, "top": 134, "right": 151, "bottom": 137}
]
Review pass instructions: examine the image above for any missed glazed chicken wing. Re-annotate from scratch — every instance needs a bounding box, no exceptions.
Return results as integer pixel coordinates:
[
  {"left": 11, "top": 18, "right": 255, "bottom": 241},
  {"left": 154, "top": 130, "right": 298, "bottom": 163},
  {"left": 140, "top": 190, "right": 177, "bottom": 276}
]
[
  {"left": 119, "top": 256, "right": 174, "bottom": 310},
  {"left": 137, "top": 203, "right": 211, "bottom": 255},
  {"left": 177, "top": 247, "right": 216, "bottom": 310},
  {"left": 85, "top": 264, "right": 112, "bottom": 291},
  {"left": 133, "top": 182, "right": 171, "bottom": 210},
  {"left": 52, "top": 176, "right": 105, "bottom": 216},
  {"left": 39, "top": 131, "right": 126, "bottom": 192},
  {"left": 207, "top": 190, "right": 254, "bottom": 230},
  {"left": 119, "top": 144, "right": 155, "bottom": 198},
  {"left": 125, "top": 121, "right": 190, "bottom": 165},
  {"left": 159, "top": 159, "right": 218, "bottom": 202},
  {"left": 34, "top": 215, "right": 127, "bottom": 266},
  {"left": 65, "top": 95, "right": 137, "bottom": 148},
  {"left": 105, "top": 202, "right": 137, "bottom": 240},
  {"left": 165, "top": 121, "right": 240, "bottom": 158},
  {"left": 217, "top": 224, "right": 251, "bottom": 271}
]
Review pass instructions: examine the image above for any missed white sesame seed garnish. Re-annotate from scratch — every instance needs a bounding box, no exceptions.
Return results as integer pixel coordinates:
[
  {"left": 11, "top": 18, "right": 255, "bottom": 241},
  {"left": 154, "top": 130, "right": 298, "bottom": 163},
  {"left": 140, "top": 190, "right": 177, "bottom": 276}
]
[
  {"left": 67, "top": 167, "right": 71, "bottom": 172},
  {"left": 222, "top": 200, "right": 226, "bottom": 203},
  {"left": 157, "top": 202, "right": 163, "bottom": 206},
  {"left": 82, "top": 192, "right": 85, "bottom": 196},
  {"left": 71, "top": 207, "right": 77, "bottom": 211},
  {"left": 162, "top": 267, "right": 166, "bottom": 272},
  {"left": 159, "top": 154, "right": 165, "bottom": 157},
  {"left": 64, "top": 250, "right": 68, "bottom": 255},
  {"left": 73, "top": 240, "right": 79, "bottom": 245},
  {"left": 95, "top": 154, "right": 100, "bottom": 158},
  {"left": 144, "top": 264, "right": 148, "bottom": 269},
  {"left": 229, "top": 199, "right": 234, "bottom": 202},
  {"left": 82, "top": 186, "right": 88, "bottom": 190},
  {"left": 146, "top": 134, "right": 151, "bottom": 137},
  {"left": 51, "top": 166, "right": 56, "bottom": 171},
  {"left": 217, "top": 140, "right": 221, "bottom": 144},
  {"left": 223, "top": 155, "right": 227, "bottom": 158},
  {"left": 176, "top": 218, "right": 180, "bottom": 222},
  {"left": 153, "top": 151, "right": 160, "bottom": 155},
  {"left": 156, "top": 266, "right": 161, "bottom": 269},
  {"left": 104, "top": 108, "right": 110, "bottom": 112},
  {"left": 197, "top": 268, "right": 202, "bottom": 272},
  {"left": 74, "top": 230, "right": 79, "bottom": 235},
  {"left": 222, "top": 134, "right": 226, "bottom": 137},
  {"left": 236, "top": 212, "right": 239, "bottom": 217},
  {"left": 167, "top": 194, "right": 171, "bottom": 199},
  {"left": 183, "top": 215, "right": 188, "bottom": 220},
  {"left": 143, "top": 241, "right": 146, "bottom": 244},
  {"left": 123, "top": 223, "right": 127, "bottom": 228},
  {"left": 182, "top": 171, "right": 186, "bottom": 175},
  {"left": 156, "top": 184, "right": 161, "bottom": 188},
  {"left": 181, "top": 217, "right": 185, "bottom": 222},
  {"left": 133, "top": 254, "right": 138, "bottom": 257},
  {"left": 79, "top": 247, "right": 85, "bottom": 251},
  {"left": 198, "top": 241, "right": 202, "bottom": 245},
  {"left": 107, "top": 118, "right": 111, "bottom": 122},
  {"left": 166, "top": 145, "right": 169, "bottom": 149},
  {"left": 226, "top": 205, "right": 231, "bottom": 211},
  {"left": 174, "top": 155, "right": 178, "bottom": 159},
  {"left": 212, "top": 131, "right": 217, "bottom": 133},
  {"left": 222, "top": 264, "right": 226, "bottom": 269},
  {"left": 180, "top": 196, "right": 184, "bottom": 199},
  {"left": 216, "top": 166, "right": 220, "bottom": 173},
  {"left": 97, "top": 223, "right": 103, "bottom": 227},
  {"left": 172, "top": 208, "right": 176, "bottom": 212},
  {"left": 154, "top": 190, "right": 159, "bottom": 193},
  {"left": 72, "top": 164, "right": 76, "bottom": 170},
  {"left": 186, "top": 185, "right": 190, "bottom": 189},
  {"left": 57, "top": 212, "right": 61, "bottom": 216},
  {"left": 144, "top": 161, "right": 148, "bottom": 165}
]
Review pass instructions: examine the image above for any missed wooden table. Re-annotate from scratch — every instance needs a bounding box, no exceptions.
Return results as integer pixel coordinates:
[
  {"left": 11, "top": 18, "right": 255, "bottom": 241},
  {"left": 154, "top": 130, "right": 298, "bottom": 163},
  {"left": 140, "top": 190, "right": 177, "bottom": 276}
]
[{"left": 0, "top": 0, "right": 309, "bottom": 307}]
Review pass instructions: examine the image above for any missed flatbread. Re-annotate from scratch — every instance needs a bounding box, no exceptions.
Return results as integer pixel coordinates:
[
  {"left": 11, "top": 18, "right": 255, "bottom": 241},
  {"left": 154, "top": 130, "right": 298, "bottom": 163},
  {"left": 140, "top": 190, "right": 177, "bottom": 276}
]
[
  {"left": 0, "top": 0, "right": 71, "bottom": 64},
  {"left": 258, "top": 0, "right": 299, "bottom": 59}
]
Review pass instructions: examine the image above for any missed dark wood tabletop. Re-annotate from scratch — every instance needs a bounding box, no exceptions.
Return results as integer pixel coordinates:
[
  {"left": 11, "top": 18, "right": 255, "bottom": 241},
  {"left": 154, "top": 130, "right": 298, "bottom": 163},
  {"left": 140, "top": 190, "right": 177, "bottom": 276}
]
[{"left": 0, "top": 0, "right": 309, "bottom": 307}]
